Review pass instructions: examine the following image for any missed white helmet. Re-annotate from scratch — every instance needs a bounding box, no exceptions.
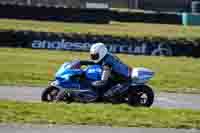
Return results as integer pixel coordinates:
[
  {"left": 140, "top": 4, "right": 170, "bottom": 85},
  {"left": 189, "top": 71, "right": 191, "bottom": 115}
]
[{"left": 90, "top": 43, "right": 108, "bottom": 63}]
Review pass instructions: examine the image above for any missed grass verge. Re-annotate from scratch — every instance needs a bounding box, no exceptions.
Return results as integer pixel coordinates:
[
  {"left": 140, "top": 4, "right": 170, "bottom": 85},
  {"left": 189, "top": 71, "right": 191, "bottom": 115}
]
[
  {"left": 0, "top": 100, "right": 199, "bottom": 129},
  {"left": 0, "top": 19, "right": 200, "bottom": 39},
  {"left": 0, "top": 48, "right": 200, "bottom": 93}
]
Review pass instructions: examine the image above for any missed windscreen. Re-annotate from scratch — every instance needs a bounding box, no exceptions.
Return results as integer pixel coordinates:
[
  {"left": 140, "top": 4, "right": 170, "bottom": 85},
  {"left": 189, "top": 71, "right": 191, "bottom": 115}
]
[{"left": 65, "top": 60, "right": 81, "bottom": 69}]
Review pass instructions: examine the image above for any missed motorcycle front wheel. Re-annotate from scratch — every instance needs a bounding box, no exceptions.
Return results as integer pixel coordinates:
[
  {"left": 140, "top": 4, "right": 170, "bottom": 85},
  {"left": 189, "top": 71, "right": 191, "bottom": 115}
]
[{"left": 41, "top": 86, "right": 59, "bottom": 102}]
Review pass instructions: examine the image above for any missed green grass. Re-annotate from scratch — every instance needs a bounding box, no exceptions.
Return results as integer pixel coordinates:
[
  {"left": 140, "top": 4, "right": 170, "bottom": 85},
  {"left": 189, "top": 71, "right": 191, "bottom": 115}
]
[
  {"left": 0, "top": 100, "right": 199, "bottom": 129},
  {"left": 0, "top": 19, "right": 200, "bottom": 39},
  {"left": 0, "top": 48, "right": 200, "bottom": 93}
]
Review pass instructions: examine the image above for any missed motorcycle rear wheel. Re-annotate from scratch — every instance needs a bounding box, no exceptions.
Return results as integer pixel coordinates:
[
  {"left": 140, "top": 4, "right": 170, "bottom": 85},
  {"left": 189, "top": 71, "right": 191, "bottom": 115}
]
[{"left": 128, "top": 85, "right": 154, "bottom": 107}]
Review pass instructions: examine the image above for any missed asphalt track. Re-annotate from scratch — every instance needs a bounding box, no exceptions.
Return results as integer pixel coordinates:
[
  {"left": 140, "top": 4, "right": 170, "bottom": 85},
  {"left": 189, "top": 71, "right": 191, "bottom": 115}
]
[
  {"left": 0, "top": 86, "right": 200, "bottom": 109},
  {"left": 0, "top": 124, "right": 199, "bottom": 133},
  {"left": 0, "top": 85, "right": 199, "bottom": 133}
]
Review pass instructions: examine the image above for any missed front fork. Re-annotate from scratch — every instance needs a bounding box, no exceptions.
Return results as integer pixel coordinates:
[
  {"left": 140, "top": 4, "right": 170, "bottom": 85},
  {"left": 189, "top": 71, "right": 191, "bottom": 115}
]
[{"left": 50, "top": 80, "right": 65, "bottom": 90}]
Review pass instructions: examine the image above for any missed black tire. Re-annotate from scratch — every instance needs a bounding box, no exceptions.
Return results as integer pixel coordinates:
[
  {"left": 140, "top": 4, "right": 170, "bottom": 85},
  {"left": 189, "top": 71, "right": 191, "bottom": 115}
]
[
  {"left": 128, "top": 85, "right": 154, "bottom": 107},
  {"left": 41, "top": 86, "right": 59, "bottom": 102}
]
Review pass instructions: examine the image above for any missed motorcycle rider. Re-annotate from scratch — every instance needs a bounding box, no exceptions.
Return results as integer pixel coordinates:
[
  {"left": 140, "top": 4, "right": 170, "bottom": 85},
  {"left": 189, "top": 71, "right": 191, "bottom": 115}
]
[
  {"left": 56, "top": 42, "right": 133, "bottom": 102},
  {"left": 90, "top": 43, "right": 133, "bottom": 99}
]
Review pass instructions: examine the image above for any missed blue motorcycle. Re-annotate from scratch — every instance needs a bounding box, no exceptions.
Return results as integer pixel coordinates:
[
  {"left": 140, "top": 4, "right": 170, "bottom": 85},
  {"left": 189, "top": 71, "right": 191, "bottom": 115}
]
[{"left": 41, "top": 60, "right": 155, "bottom": 107}]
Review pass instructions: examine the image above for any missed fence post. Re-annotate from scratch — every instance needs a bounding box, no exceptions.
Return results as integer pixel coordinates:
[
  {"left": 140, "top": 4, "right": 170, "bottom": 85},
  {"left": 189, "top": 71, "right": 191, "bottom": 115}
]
[
  {"left": 27, "top": 0, "right": 31, "bottom": 5},
  {"left": 134, "top": 0, "right": 139, "bottom": 9}
]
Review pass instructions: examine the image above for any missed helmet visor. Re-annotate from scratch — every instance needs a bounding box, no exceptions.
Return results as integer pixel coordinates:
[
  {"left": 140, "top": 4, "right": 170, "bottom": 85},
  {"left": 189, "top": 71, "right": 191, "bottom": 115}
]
[{"left": 90, "top": 53, "right": 99, "bottom": 61}]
